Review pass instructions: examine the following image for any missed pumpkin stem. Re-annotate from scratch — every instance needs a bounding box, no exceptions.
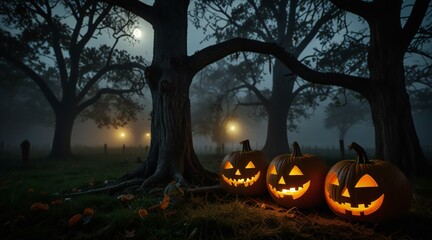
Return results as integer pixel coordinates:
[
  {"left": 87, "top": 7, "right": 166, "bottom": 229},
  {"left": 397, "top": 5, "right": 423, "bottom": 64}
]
[
  {"left": 292, "top": 141, "right": 302, "bottom": 157},
  {"left": 348, "top": 142, "right": 370, "bottom": 164},
  {"left": 240, "top": 139, "right": 252, "bottom": 152}
]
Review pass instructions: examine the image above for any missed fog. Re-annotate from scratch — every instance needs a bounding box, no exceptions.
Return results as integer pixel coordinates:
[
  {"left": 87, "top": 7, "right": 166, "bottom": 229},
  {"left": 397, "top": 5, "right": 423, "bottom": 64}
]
[
  {"left": 1, "top": 1, "right": 431, "bottom": 156},
  {"left": 3, "top": 102, "right": 431, "bottom": 153}
]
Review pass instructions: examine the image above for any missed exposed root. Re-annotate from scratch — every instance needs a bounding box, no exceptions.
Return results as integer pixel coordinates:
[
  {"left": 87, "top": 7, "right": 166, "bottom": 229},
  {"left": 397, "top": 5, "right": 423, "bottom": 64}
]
[
  {"left": 55, "top": 178, "right": 144, "bottom": 197},
  {"left": 140, "top": 171, "right": 167, "bottom": 190},
  {"left": 174, "top": 173, "right": 192, "bottom": 189}
]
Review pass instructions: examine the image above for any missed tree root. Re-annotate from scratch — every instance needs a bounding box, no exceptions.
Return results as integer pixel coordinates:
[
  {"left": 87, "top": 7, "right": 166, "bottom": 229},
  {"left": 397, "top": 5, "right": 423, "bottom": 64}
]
[{"left": 55, "top": 178, "right": 144, "bottom": 197}]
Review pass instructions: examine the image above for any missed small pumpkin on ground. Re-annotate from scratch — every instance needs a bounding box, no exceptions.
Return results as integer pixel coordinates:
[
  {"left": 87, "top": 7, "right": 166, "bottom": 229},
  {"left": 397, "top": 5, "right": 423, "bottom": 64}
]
[
  {"left": 266, "top": 142, "right": 328, "bottom": 208},
  {"left": 220, "top": 139, "right": 268, "bottom": 195},
  {"left": 324, "top": 142, "right": 412, "bottom": 223}
]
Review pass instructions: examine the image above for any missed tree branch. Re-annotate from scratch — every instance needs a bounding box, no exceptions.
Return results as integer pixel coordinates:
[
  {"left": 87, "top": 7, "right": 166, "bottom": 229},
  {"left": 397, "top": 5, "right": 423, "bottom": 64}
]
[
  {"left": 289, "top": 83, "right": 315, "bottom": 102},
  {"left": 402, "top": 0, "right": 431, "bottom": 52},
  {"left": 188, "top": 38, "right": 371, "bottom": 93},
  {"left": 0, "top": 51, "right": 60, "bottom": 110},
  {"left": 76, "top": 62, "right": 146, "bottom": 103},
  {"left": 284, "top": 0, "right": 297, "bottom": 46},
  {"left": 76, "top": 87, "right": 140, "bottom": 114},
  {"left": 30, "top": 1, "right": 69, "bottom": 91},
  {"left": 246, "top": 0, "right": 273, "bottom": 40},
  {"left": 328, "top": 0, "right": 374, "bottom": 21},
  {"left": 295, "top": 7, "right": 341, "bottom": 56},
  {"left": 100, "top": 0, "right": 154, "bottom": 25}
]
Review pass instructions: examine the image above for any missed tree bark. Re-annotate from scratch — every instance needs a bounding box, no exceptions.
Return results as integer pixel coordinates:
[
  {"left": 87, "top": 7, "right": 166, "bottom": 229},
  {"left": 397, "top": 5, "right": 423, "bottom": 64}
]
[
  {"left": 120, "top": 0, "right": 217, "bottom": 187},
  {"left": 363, "top": 4, "right": 430, "bottom": 176},
  {"left": 49, "top": 108, "right": 75, "bottom": 159},
  {"left": 262, "top": 60, "right": 293, "bottom": 161}
]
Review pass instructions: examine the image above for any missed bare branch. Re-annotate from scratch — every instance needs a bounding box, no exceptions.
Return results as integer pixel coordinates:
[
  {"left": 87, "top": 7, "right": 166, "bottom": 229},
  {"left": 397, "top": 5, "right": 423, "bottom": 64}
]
[
  {"left": 295, "top": 7, "right": 341, "bottom": 56},
  {"left": 77, "top": 87, "right": 141, "bottom": 114},
  {"left": 0, "top": 51, "right": 60, "bottom": 110},
  {"left": 329, "top": 0, "right": 374, "bottom": 20},
  {"left": 100, "top": 0, "right": 154, "bottom": 25},
  {"left": 77, "top": 62, "right": 146, "bottom": 102},
  {"left": 188, "top": 38, "right": 371, "bottom": 93},
  {"left": 402, "top": 0, "right": 431, "bottom": 52}
]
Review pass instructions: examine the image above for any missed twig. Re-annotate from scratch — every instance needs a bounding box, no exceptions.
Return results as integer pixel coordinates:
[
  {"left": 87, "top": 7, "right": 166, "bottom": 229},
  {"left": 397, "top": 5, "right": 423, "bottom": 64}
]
[
  {"left": 185, "top": 184, "right": 224, "bottom": 194},
  {"left": 55, "top": 178, "right": 144, "bottom": 197}
]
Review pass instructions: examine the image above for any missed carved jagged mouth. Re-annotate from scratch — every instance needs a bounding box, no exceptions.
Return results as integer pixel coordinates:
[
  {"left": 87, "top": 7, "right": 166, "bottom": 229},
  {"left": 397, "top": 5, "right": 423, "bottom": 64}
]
[
  {"left": 222, "top": 171, "right": 261, "bottom": 187},
  {"left": 268, "top": 180, "right": 310, "bottom": 199},
  {"left": 326, "top": 193, "right": 384, "bottom": 216}
]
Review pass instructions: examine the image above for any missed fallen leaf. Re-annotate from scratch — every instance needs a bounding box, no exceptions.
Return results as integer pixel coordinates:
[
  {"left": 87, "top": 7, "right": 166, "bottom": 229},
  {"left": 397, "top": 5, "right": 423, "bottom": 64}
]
[
  {"left": 83, "top": 208, "right": 94, "bottom": 216},
  {"left": 68, "top": 213, "right": 82, "bottom": 227},
  {"left": 118, "top": 194, "right": 135, "bottom": 202},
  {"left": 138, "top": 208, "right": 148, "bottom": 218},
  {"left": 159, "top": 195, "right": 170, "bottom": 210},
  {"left": 30, "top": 202, "right": 49, "bottom": 211},
  {"left": 51, "top": 199, "right": 64, "bottom": 206}
]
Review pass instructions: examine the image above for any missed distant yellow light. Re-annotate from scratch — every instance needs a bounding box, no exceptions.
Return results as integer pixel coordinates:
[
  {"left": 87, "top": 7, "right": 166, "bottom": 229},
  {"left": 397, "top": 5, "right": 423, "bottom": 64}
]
[
  {"left": 120, "top": 133, "right": 126, "bottom": 138},
  {"left": 145, "top": 133, "right": 150, "bottom": 137}
]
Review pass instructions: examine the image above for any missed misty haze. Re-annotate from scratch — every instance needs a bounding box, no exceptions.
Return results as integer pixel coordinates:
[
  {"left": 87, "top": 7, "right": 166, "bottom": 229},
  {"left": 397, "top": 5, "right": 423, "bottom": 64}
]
[{"left": 0, "top": 0, "right": 431, "bottom": 239}]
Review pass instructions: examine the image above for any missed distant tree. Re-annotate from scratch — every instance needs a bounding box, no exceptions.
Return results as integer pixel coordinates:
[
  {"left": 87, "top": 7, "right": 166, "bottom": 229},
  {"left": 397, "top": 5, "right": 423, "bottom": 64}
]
[
  {"left": 185, "top": 0, "right": 432, "bottom": 176},
  {"left": 324, "top": 92, "right": 370, "bottom": 158},
  {"left": 193, "top": 0, "right": 346, "bottom": 160},
  {"left": 0, "top": 0, "right": 147, "bottom": 158},
  {"left": 81, "top": 0, "right": 430, "bottom": 192},
  {"left": 191, "top": 59, "right": 242, "bottom": 155}
]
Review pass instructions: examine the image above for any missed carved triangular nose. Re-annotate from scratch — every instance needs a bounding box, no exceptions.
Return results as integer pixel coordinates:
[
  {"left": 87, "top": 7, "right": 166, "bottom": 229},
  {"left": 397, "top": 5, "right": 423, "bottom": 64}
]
[
  {"left": 235, "top": 169, "right": 241, "bottom": 175},
  {"left": 342, "top": 187, "right": 350, "bottom": 197},
  {"left": 278, "top": 176, "right": 286, "bottom": 185}
]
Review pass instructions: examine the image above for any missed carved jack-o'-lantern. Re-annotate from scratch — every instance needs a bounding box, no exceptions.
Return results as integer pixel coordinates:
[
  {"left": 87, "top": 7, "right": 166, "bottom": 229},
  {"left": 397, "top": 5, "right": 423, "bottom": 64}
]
[
  {"left": 220, "top": 139, "right": 267, "bottom": 195},
  {"left": 266, "top": 142, "right": 328, "bottom": 208},
  {"left": 324, "top": 142, "right": 412, "bottom": 223}
]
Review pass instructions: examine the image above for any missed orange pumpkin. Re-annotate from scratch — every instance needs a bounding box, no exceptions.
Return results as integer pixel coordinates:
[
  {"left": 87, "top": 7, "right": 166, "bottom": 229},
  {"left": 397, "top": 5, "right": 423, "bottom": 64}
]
[
  {"left": 324, "top": 142, "right": 412, "bottom": 223},
  {"left": 219, "top": 139, "right": 268, "bottom": 195},
  {"left": 266, "top": 142, "right": 328, "bottom": 208},
  {"left": 30, "top": 202, "right": 49, "bottom": 211},
  {"left": 68, "top": 213, "right": 82, "bottom": 227}
]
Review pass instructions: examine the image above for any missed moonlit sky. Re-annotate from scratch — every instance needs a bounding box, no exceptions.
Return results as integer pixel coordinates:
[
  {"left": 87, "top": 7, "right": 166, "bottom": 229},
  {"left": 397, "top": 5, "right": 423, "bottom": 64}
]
[{"left": 1, "top": 1, "right": 431, "bottom": 153}]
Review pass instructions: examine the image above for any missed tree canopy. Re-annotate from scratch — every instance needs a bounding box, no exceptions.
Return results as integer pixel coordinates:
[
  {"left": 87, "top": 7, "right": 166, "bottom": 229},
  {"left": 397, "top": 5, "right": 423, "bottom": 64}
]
[{"left": 0, "top": 0, "right": 148, "bottom": 157}]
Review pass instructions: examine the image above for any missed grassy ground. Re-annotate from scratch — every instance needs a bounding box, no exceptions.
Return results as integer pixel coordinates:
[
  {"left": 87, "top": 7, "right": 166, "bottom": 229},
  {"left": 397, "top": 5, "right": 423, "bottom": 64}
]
[{"left": 0, "top": 149, "right": 431, "bottom": 239}]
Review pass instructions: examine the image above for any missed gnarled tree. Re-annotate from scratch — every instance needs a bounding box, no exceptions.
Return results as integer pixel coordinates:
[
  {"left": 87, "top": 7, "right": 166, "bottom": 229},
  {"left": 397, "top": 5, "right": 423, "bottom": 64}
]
[
  {"left": 0, "top": 0, "right": 147, "bottom": 159},
  {"left": 105, "top": 0, "right": 429, "bottom": 191},
  {"left": 193, "top": 0, "right": 344, "bottom": 161}
]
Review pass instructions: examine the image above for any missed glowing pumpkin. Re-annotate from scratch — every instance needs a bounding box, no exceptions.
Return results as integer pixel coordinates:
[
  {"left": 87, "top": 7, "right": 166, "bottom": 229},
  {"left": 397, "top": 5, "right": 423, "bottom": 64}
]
[
  {"left": 220, "top": 139, "right": 268, "bottom": 195},
  {"left": 266, "top": 142, "right": 328, "bottom": 208},
  {"left": 324, "top": 142, "right": 412, "bottom": 223}
]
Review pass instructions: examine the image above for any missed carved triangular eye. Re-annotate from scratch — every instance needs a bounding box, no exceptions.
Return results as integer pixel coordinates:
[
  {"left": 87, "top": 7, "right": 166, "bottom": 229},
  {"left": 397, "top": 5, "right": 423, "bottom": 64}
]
[
  {"left": 355, "top": 174, "right": 378, "bottom": 188},
  {"left": 269, "top": 165, "right": 277, "bottom": 175},
  {"left": 245, "top": 161, "right": 255, "bottom": 169},
  {"left": 289, "top": 165, "right": 303, "bottom": 176},
  {"left": 224, "top": 161, "right": 234, "bottom": 169},
  {"left": 330, "top": 175, "right": 339, "bottom": 186}
]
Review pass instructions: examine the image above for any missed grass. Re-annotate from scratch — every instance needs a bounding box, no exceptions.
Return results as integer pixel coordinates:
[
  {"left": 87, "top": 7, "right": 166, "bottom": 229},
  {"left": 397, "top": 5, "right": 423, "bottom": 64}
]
[{"left": 0, "top": 149, "right": 431, "bottom": 239}]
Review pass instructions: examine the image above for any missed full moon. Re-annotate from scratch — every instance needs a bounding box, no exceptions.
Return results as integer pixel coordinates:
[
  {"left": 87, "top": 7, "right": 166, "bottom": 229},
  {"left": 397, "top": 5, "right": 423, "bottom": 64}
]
[{"left": 133, "top": 28, "right": 142, "bottom": 38}]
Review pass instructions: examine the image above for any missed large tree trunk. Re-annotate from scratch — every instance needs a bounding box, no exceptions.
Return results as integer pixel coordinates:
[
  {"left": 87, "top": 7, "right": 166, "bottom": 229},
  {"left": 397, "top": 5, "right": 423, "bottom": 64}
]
[
  {"left": 49, "top": 108, "right": 75, "bottom": 159},
  {"left": 367, "top": 85, "right": 428, "bottom": 176},
  {"left": 122, "top": 0, "right": 216, "bottom": 187},
  {"left": 262, "top": 60, "right": 293, "bottom": 161},
  {"left": 365, "top": 9, "right": 430, "bottom": 176}
]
